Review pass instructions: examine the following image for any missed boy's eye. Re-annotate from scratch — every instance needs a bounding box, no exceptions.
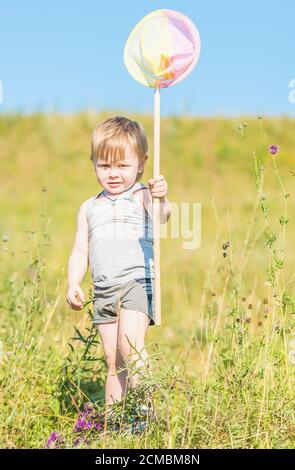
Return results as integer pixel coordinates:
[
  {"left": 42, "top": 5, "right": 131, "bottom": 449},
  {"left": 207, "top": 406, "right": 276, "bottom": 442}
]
[{"left": 97, "top": 163, "right": 130, "bottom": 168}]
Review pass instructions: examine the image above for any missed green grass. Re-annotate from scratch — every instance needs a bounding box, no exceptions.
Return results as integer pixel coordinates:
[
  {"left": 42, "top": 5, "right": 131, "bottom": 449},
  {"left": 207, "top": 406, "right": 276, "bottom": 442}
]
[{"left": 0, "top": 112, "right": 295, "bottom": 448}]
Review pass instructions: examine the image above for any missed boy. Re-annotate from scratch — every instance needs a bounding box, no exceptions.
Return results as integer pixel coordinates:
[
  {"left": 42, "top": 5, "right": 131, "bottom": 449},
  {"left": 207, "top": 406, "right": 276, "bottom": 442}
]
[{"left": 66, "top": 116, "right": 171, "bottom": 409}]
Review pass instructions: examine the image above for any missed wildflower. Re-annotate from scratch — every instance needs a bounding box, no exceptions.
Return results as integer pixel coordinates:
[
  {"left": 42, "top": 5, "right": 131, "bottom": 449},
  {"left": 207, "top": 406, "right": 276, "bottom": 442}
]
[
  {"left": 268, "top": 144, "right": 280, "bottom": 155},
  {"left": 223, "top": 252, "right": 227, "bottom": 258},
  {"left": 241, "top": 297, "right": 246, "bottom": 302},
  {"left": 45, "top": 432, "right": 61, "bottom": 449},
  {"left": 248, "top": 304, "right": 253, "bottom": 309},
  {"left": 94, "top": 421, "right": 103, "bottom": 431},
  {"left": 258, "top": 321, "right": 263, "bottom": 327},
  {"left": 74, "top": 412, "right": 92, "bottom": 432},
  {"left": 263, "top": 298, "right": 268, "bottom": 304},
  {"left": 245, "top": 317, "right": 251, "bottom": 324},
  {"left": 73, "top": 436, "right": 90, "bottom": 447},
  {"left": 74, "top": 407, "right": 104, "bottom": 433},
  {"left": 2, "top": 235, "right": 8, "bottom": 243},
  {"left": 84, "top": 402, "right": 94, "bottom": 414}
]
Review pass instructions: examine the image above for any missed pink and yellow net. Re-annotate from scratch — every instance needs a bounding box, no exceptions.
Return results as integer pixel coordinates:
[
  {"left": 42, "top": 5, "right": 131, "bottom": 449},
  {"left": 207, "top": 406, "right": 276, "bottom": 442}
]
[{"left": 124, "top": 9, "right": 201, "bottom": 89}]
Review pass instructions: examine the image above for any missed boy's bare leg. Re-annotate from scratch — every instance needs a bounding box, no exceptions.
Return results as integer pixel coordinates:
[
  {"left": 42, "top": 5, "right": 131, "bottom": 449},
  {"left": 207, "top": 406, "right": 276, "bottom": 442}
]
[
  {"left": 117, "top": 308, "right": 150, "bottom": 392},
  {"left": 96, "top": 321, "right": 128, "bottom": 405}
]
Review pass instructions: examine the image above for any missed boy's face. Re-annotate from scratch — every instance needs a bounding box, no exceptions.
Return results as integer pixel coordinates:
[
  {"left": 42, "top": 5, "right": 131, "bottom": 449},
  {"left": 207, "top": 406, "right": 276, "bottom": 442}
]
[{"left": 93, "top": 145, "right": 147, "bottom": 194}]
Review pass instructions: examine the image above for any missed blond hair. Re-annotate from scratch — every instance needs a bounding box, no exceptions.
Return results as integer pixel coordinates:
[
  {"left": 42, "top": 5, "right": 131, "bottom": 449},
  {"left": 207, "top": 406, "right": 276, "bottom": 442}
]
[{"left": 90, "top": 116, "right": 148, "bottom": 182}]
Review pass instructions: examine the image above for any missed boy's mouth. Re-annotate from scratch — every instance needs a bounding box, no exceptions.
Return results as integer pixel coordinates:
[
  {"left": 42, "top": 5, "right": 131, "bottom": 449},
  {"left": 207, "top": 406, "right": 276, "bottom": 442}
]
[{"left": 108, "top": 182, "right": 122, "bottom": 187}]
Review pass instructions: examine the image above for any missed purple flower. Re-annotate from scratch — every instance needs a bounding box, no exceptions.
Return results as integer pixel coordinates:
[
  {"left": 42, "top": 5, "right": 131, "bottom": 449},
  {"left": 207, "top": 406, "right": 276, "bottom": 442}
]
[
  {"left": 84, "top": 402, "right": 94, "bottom": 414},
  {"left": 93, "top": 421, "right": 103, "bottom": 431},
  {"left": 74, "top": 412, "right": 92, "bottom": 432},
  {"left": 269, "top": 144, "right": 280, "bottom": 155},
  {"left": 74, "top": 407, "right": 104, "bottom": 434},
  {"left": 45, "top": 432, "right": 61, "bottom": 449},
  {"left": 73, "top": 436, "right": 90, "bottom": 447}
]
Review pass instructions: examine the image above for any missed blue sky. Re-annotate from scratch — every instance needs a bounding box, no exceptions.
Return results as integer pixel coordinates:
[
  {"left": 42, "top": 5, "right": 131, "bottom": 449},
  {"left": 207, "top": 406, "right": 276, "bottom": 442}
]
[{"left": 0, "top": 0, "right": 294, "bottom": 116}]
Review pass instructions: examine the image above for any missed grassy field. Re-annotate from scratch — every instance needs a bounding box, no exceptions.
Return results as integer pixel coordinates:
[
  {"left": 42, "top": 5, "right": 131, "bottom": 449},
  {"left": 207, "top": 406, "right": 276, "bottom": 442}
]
[{"left": 0, "top": 112, "right": 295, "bottom": 448}]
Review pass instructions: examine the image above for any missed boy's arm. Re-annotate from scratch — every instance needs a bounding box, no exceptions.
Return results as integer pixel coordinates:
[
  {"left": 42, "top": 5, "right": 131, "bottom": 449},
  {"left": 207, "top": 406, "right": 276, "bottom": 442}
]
[
  {"left": 159, "top": 196, "right": 172, "bottom": 224},
  {"left": 143, "top": 189, "right": 172, "bottom": 224},
  {"left": 66, "top": 200, "right": 89, "bottom": 310}
]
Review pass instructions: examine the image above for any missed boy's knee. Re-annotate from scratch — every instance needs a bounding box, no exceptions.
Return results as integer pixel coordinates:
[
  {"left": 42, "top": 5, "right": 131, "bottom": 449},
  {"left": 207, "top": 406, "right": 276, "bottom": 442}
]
[
  {"left": 105, "top": 347, "right": 117, "bottom": 372},
  {"left": 117, "top": 337, "right": 135, "bottom": 363},
  {"left": 117, "top": 342, "right": 129, "bottom": 364},
  {"left": 115, "top": 350, "right": 126, "bottom": 371},
  {"left": 105, "top": 347, "right": 127, "bottom": 373},
  {"left": 118, "top": 333, "right": 143, "bottom": 357}
]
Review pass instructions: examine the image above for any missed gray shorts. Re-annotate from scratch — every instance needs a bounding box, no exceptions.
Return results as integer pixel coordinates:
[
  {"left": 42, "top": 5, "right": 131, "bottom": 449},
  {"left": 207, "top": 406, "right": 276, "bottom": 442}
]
[{"left": 92, "top": 278, "right": 155, "bottom": 326}]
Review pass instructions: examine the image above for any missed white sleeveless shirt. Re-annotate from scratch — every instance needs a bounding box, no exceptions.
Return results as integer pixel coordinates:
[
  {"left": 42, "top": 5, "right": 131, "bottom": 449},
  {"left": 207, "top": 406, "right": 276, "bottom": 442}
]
[{"left": 86, "top": 182, "right": 154, "bottom": 288}]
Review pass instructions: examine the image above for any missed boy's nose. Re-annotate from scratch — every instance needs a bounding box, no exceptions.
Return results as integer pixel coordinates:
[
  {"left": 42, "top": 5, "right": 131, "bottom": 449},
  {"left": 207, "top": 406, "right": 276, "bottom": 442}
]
[{"left": 109, "top": 167, "right": 119, "bottom": 176}]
